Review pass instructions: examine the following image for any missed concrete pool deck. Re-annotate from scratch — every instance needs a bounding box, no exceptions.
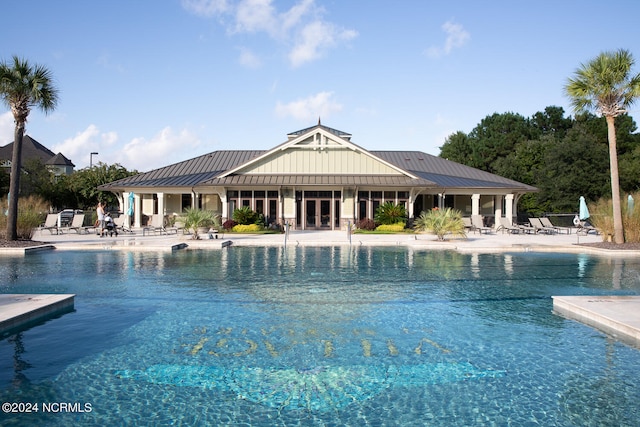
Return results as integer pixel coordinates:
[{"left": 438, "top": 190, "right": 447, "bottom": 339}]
[
  {"left": 3, "top": 228, "right": 640, "bottom": 348},
  {"left": 23, "top": 226, "right": 624, "bottom": 254}
]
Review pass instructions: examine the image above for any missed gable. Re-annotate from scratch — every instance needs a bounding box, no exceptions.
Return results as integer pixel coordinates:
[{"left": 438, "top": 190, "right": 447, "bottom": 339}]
[{"left": 219, "top": 126, "right": 417, "bottom": 178}]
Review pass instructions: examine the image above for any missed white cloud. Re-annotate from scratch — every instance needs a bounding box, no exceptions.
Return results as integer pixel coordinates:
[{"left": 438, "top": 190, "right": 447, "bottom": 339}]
[
  {"left": 182, "top": 0, "right": 230, "bottom": 17},
  {"left": 275, "top": 91, "right": 342, "bottom": 121},
  {"left": 117, "top": 127, "right": 202, "bottom": 172},
  {"left": 52, "top": 125, "right": 118, "bottom": 168},
  {"left": 183, "top": 0, "right": 357, "bottom": 67},
  {"left": 426, "top": 20, "right": 470, "bottom": 59},
  {"left": 234, "top": 0, "right": 278, "bottom": 35},
  {"left": 289, "top": 21, "right": 357, "bottom": 67},
  {"left": 238, "top": 47, "right": 262, "bottom": 68},
  {"left": 0, "top": 111, "right": 14, "bottom": 145}
]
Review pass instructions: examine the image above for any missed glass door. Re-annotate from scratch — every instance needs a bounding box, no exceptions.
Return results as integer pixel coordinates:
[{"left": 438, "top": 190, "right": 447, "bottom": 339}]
[
  {"left": 306, "top": 200, "right": 317, "bottom": 228},
  {"left": 320, "top": 200, "right": 331, "bottom": 228}
]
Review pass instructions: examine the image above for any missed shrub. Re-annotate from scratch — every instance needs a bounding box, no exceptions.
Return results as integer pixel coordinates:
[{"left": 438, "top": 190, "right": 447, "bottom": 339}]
[
  {"left": 222, "top": 219, "right": 237, "bottom": 230},
  {"left": 375, "top": 223, "right": 406, "bottom": 232},
  {"left": 356, "top": 218, "right": 376, "bottom": 231},
  {"left": 0, "top": 195, "right": 50, "bottom": 240},
  {"left": 589, "top": 192, "right": 640, "bottom": 243},
  {"left": 375, "top": 202, "right": 407, "bottom": 225},
  {"left": 180, "top": 208, "right": 216, "bottom": 239},
  {"left": 232, "top": 206, "right": 262, "bottom": 225},
  {"left": 413, "top": 208, "right": 466, "bottom": 241},
  {"left": 232, "top": 224, "right": 262, "bottom": 233}
]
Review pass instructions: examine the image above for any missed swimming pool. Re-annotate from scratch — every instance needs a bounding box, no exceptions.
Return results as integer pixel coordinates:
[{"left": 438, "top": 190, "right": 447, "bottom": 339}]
[{"left": 1, "top": 247, "right": 639, "bottom": 426}]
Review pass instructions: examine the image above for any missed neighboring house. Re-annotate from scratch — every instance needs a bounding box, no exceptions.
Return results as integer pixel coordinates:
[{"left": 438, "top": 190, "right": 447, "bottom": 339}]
[
  {"left": 0, "top": 135, "right": 75, "bottom": 176},
  {"left": 99, "top": 123, "right": 537, "bottom": 230}
]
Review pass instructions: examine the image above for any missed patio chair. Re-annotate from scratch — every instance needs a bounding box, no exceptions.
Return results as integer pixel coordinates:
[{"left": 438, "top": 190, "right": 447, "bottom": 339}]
[
  {"left": 143, "top": 215, "right": 178, "bottom": 236},
  {"left": 576, "top": 221, "right": 599, "bottom": 235},
  {"left": 462, "top": 217, "right": 474, "bottom": 233},
  {"left": 114, "top": 215, "right": 134, "bottom": 233},
  {"left": 540, "top": 217, "right": 571, "bottom": 234},
  {"left": 38, "top": 213, "right": 59, "bottom": 235},
  {"left": 471, "top": 215, "right": 493, "bottom": 234},
  {"left": 62, "top": 214, "right": 91, "bottom": 234},
  {"left": 529, "top": 217, "right": 555, "bottom": 234},
  {"left": 497, "top": 217, "right": 522, "bottom": 234}
]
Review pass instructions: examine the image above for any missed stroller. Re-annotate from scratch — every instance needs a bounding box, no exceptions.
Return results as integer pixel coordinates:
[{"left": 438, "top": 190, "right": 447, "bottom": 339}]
[{"left": 104, "top": 213, "right": 118, "bottom": 237}]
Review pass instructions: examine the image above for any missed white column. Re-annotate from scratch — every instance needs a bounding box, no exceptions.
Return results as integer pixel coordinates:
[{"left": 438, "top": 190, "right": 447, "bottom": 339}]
[
  {"left": 157, "top": 193, "right": 165, "bottom": 223},
  {"left": 494, "top": 195, "right": 503, "bottom": 229},
  {"left": 134, "top": 194, "right": 142, "bottom": 228},
  {"left": 471, "top": 194, "right": 480, "bottom": 216},
  {"left": 505, "top": 194, "right": 514, "bottom": 224}
]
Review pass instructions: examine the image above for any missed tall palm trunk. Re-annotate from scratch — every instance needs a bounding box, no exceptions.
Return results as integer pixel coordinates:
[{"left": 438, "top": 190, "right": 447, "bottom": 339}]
[
  {"left": 606, "top": 116, "right": 624, "bottom": 243},
  {"left": 7, "top": 123, "right": 25, "bottom": 240}
]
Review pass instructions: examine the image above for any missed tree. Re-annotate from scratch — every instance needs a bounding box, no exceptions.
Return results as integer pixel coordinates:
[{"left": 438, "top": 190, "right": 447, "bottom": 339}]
[
  {"left": 565, "top": 49, "right": 640, "bottom": 243},
  {"left": 0, "top": 56, "right": 59, "bottom": 240},
  {"left": 468, "top": 112, "right": 535, "bottom": 174}
]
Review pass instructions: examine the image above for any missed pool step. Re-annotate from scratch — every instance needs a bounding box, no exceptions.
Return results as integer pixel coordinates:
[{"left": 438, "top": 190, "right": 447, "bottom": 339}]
[
  {"left": 0, "top": 294, "right": 75, "bottom": 336},
  {"left": 553, "top": 295, "right": 640, "bottom": 347}
]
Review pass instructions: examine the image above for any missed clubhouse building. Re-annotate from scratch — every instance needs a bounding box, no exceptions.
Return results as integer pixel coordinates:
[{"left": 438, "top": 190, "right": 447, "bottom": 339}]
[{"left": 99, "top": 123, "right": 537, "bottom": 230}]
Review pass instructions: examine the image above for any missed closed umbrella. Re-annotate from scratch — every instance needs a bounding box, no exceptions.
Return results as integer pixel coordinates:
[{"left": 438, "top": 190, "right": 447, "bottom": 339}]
[
  {"left": 579, "top": 196, "right": 590, "bottom": 221},
  {"left": 127, "top": 192, "right": 135, "bottom": 227},
  {"left": 127, "top": 192, "right": 134, "bottom": 216}
]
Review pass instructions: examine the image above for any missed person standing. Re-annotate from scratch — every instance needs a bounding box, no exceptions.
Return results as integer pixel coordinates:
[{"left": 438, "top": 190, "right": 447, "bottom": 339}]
[{"left": 97, "top": 201, "right": 105, "bottom": 237}]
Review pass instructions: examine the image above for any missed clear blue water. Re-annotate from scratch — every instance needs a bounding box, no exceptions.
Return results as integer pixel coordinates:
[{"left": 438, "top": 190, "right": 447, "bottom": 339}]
[{"left": 1, "top": 247, "right": 640, "bottom": 426}]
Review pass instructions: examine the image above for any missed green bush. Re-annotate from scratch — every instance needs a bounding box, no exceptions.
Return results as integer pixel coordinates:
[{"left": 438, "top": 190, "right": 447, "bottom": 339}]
[
  {"left": 232, "top": 224, "right": 262, "bottom": 233},
  {"left": 374, "top": 202, "right": 406, "bottom": 225},
  {"left": 232, "top": 206, "right": 263, "bottom": 225},
  {"left": 375, "top": 223, "right": 406, "bottom": 232},
  {"left": 0, "top": 195, "right": 49, "bottom": 239},
  {"left": 413, "top": 208, "right": 466, "bottom": 241},
  {"left": 181, "top": 208, "right": 216, "bottom": 239}
]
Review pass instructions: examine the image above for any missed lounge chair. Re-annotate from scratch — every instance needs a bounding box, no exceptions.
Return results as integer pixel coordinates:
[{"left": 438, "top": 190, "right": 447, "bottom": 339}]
[
  {"left": 540, "top": 217, "right": 571, "bottom": 234},
  {"left": 471, "top": 215, "right": 493, "bottom": 234},
  {"left": 529, "top": 217, "right": 555, "bottom": 234},
  {"left": 576, "top": 221, "right": 599, "bottom": 235},
  {"left": 497, "top": 217, "right": 522, "bottom": 234},
  {"left": 38, "top": 213, "right": 59, "bottom": 235},
  {"left": 114, "top": 216, "right": 133, "bottom": 233},
  {"left": 462, "top": 217, "right": 474, "bottom": 233},
  {"left": 143, "top": 215, "right": 178, "bottom": 236},
  {"left": 62, "top": 214, "right": 92, "bottom": 234}
]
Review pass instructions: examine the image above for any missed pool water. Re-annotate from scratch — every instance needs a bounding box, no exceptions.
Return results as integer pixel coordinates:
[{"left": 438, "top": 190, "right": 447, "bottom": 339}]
[{"left": 1, "top": 247, "right": 639, "bottom": 426}]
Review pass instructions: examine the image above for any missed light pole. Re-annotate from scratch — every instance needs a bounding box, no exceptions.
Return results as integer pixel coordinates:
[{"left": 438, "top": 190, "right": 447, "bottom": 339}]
[{"left": 90, "top": 152, "right": 99, "bottom": 168}]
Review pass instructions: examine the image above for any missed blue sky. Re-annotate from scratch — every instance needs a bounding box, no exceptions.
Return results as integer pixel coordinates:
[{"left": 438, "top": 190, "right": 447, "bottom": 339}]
[{"left": 2, "top": 0, "right": 640, "bottom": 171}]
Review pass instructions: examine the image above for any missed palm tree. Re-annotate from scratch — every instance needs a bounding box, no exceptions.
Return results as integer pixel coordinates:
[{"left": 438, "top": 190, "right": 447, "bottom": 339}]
[
  {"left": 565, "top": 49, "right": 640, "bottom": 244},
  {"left": 0, "top": 56, "right": 59, "bottom": 240}
]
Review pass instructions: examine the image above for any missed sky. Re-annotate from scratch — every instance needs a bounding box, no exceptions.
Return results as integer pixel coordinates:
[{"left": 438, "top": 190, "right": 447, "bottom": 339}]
[{"left": 2, "top": 0, "right": 640, "bottom": 172}]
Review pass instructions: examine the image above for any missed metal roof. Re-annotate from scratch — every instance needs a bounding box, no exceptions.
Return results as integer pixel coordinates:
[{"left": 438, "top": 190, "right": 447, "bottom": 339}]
[
  {"left": 199, "top": 174, "right": 436, "bottom": 187},
  {"left": 373, "top": 151, "right": 537, "bottom": 191},
  {"left": 99, "top": 147, "right": 536, "bottom": 193}
]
